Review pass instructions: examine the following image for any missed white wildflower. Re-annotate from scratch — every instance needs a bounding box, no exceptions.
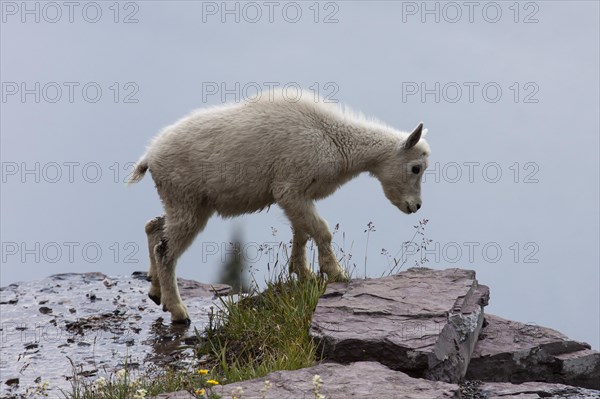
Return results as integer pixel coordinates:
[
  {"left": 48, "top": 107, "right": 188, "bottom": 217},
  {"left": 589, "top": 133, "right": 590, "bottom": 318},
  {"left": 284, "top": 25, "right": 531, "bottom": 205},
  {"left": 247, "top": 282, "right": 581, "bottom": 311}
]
[
  {"left": 312, "top": 374, "right": 323, "bottom": 388},
  {"left": 133, "top": 388, "right": 147, "bottom": 399},
  {"left": 312, "top": 374, "right": 325, "bottom": 399},
  {"left": 260, "top": 380, "right": 272, "bottom": 398},
  {"left": 95, "top": 377, "right": 107, "bottom": 388},
  {"left": 231, "top": 386, "right": 244, "bottom": 398},
  {"left": 116, "top": 369, "right": 127, "bottom": 380}
]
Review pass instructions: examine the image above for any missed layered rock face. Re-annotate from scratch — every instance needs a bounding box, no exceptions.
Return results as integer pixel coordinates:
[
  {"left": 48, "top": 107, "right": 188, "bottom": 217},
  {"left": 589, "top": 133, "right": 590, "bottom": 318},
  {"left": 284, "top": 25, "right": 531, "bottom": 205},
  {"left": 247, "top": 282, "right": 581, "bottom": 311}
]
[
  {"left": 308, "top": 268, "right": 598, "bottom": 390},
  {"left": 467, "top": 314, "right": 599, "bottom": 389},
  {"left": 309, "top": 268, "right": 490, "bottom": 382}
]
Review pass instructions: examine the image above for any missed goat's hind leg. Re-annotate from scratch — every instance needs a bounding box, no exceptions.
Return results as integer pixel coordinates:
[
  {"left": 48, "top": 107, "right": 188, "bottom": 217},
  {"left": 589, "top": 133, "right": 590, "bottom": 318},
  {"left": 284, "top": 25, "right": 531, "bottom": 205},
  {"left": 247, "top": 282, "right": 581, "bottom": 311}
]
[
  {"left": 155, "top": 207, "right": 213, "bottom": 324},
  {"left": 145, "top": 216, "right": 165, "bottom": 306}
]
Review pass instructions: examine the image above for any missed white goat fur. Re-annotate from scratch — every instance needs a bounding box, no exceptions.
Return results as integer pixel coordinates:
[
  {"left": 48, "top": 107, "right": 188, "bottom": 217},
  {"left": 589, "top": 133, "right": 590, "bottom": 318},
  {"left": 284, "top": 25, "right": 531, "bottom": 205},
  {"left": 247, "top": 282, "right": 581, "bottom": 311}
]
[{"left": 129, "top": 90, "right": 430, "bottom": 323}]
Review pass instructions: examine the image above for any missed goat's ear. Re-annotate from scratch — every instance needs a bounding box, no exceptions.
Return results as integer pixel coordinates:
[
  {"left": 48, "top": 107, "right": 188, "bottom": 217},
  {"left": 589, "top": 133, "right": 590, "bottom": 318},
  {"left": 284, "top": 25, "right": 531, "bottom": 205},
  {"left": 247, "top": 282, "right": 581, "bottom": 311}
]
[{"left": 403, "top": 122, "right": 423, "bottom": 150}]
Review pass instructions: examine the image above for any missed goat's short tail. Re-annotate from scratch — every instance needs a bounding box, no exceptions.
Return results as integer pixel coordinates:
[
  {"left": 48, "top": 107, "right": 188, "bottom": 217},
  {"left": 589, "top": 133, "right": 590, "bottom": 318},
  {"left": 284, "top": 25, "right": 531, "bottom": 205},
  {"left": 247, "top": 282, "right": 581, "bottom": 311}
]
[{"left": 127, "top": 159, "right": 149, "bottom": 185}]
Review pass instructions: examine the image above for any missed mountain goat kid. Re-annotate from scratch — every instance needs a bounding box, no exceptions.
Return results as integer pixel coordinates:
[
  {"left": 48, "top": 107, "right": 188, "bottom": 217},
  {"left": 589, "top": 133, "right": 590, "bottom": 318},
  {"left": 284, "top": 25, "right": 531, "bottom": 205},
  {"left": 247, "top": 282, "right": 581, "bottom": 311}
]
[{"left": 129, "top": 90, "right": 430, "bottom": 324}]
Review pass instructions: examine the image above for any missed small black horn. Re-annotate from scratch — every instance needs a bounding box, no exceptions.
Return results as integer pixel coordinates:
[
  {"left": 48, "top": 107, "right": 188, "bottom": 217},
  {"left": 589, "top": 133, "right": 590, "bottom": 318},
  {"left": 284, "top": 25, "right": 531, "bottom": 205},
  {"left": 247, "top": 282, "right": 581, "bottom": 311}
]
[{"left": 404, "top": 122, "right": 423, "bottom": 150}]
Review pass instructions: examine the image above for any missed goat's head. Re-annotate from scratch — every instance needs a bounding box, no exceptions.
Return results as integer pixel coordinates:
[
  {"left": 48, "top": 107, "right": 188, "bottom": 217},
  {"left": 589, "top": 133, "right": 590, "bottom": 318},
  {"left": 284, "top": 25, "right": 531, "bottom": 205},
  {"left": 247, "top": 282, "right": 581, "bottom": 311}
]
[{"left": 374, "top": 123, "right": 430, "bottom": 214}]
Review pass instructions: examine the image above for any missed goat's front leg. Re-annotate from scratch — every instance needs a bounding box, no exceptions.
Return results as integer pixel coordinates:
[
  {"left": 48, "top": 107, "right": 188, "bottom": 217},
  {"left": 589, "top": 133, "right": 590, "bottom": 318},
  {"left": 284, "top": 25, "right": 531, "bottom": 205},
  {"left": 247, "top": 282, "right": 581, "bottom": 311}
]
[
  {"left": 279, "top": 197, "right": 348, "bottom": 282},
  {"left": 145, "top": 216, "right": 165, "bottom": 305},
  {"left": 289, "top": 228, "right": 313, "bottom": 279}
]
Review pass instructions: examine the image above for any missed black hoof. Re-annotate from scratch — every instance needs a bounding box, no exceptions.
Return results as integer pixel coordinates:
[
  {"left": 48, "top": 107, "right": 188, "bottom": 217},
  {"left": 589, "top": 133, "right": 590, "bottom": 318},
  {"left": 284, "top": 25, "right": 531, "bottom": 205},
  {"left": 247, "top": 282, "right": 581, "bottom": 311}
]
[
  {"left": 172, "top": 318, "right": 191, "bottom": 326},
  {"left": 162, "top": 304, "right": 168, "bottom": 312},
  {"left": 148, "top": 294, "right": 161, "bottom": 306}
]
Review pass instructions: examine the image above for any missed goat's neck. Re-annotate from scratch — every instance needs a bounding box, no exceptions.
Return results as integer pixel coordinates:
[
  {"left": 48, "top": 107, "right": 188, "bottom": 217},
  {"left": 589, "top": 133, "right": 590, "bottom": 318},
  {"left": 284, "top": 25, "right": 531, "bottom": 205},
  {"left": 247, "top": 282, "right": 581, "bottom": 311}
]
[{"left": 336, "top": 123, "right": 399, "bottom": 175}]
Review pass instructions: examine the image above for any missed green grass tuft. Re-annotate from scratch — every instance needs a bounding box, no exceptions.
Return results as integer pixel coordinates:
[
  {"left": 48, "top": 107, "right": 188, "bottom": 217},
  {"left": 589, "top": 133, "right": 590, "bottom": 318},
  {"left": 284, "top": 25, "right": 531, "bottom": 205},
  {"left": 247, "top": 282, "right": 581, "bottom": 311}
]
[{"left": 200, "top": 271, "right": 328, "bottom": 383}]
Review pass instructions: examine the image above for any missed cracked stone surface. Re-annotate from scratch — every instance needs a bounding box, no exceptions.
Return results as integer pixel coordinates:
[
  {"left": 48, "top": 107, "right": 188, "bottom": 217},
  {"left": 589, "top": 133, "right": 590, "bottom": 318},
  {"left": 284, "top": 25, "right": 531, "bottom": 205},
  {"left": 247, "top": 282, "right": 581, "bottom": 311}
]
[
  {"left": 466, "top": 314, "right": 600, "bottom": 389},
  {"left": 309, "top": 267, "right": 489, "bottom": 383}
]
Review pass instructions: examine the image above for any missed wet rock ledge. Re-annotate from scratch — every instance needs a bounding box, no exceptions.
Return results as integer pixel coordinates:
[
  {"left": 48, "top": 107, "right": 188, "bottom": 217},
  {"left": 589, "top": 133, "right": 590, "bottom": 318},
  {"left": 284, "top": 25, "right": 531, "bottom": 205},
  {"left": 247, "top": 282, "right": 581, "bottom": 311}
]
[{"left": 0, "top": 272, "right": 230, "bottom": 398}]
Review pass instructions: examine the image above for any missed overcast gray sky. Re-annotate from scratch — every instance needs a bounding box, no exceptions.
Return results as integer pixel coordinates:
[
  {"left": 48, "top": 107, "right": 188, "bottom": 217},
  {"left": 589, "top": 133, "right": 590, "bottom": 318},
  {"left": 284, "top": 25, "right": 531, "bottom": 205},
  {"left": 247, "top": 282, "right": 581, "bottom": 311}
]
[{"left": 1, "top": 1, "right": 598, "bottom": 349}]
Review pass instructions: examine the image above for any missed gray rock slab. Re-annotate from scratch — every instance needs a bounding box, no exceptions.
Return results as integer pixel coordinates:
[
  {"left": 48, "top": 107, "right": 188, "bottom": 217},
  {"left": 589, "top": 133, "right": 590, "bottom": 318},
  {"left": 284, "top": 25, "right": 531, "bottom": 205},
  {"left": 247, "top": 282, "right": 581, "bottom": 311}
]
[
  {"left": 148, "top": 363, "right": 600, "bottom": 399},
  {"left": 466, "top": 314, "right": 600, "bottom": 389},
  {"left": 0, "top": 272, "right": 229, "bottom": 398},
  {"left": 150, "top": 361, "right": 460, "bottom": 399},
  {"left": 309, "top": 267, "right": 489, "bottom": 383},
  {"left": 478, "top": 381, "right": 600, "bottom": 399}
]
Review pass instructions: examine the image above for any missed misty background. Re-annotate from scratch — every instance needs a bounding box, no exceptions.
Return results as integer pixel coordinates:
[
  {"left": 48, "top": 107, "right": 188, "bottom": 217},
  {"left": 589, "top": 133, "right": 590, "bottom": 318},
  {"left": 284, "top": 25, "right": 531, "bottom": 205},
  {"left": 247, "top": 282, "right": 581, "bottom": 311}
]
[{"left": 1, "top": 1, "right": 598, "bottom": 349}]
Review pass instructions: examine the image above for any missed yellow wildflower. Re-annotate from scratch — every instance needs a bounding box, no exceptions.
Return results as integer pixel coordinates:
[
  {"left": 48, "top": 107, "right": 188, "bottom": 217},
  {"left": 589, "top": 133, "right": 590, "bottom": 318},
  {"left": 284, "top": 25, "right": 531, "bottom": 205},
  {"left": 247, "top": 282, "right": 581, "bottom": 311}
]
[
  {"left": 206, "top": 379, "right": 219, "bottom": 385},
  {"left": 195, "top": 388, "right": 205, "bottom": 395},
  {"left": 198, "top": 369, "right": 209, "bottom": 375}
]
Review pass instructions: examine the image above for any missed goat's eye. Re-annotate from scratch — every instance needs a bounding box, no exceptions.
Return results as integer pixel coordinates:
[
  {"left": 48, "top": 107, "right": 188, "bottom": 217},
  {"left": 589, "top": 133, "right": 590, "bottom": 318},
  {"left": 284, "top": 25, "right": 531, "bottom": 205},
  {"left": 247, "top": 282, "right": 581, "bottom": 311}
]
[{"left": 412, "top": 165, "right": 421, "bottom": 174}]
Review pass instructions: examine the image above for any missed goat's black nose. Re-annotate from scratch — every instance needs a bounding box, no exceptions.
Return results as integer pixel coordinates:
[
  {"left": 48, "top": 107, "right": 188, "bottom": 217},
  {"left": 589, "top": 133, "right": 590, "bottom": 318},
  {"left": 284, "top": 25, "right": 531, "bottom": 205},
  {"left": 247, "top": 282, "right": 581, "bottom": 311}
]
[{"left": 416, "top": 203, "right": 421, "bottom": 210}]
